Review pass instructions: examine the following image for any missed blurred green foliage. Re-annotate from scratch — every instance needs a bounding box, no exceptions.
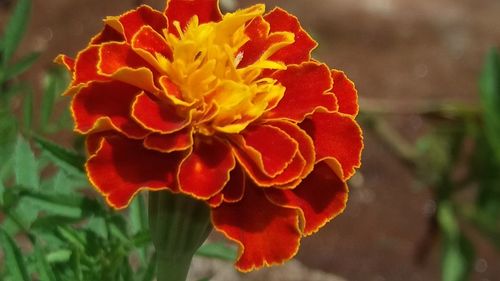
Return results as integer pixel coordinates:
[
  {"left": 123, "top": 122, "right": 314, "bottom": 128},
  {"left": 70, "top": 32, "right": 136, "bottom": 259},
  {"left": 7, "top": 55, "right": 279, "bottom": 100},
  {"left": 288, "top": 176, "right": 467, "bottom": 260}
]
[
  {"left": 363, "top": 49, "right": 500, "bottom": 281},
  {"left": 0, "top": 1, "right": 236, "bottom": 280}
]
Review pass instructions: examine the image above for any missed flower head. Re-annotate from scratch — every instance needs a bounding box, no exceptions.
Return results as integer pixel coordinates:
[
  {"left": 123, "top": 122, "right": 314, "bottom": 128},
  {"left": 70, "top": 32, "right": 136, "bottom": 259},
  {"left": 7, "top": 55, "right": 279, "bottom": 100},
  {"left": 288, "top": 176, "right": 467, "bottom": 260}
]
[{"left": 57, "top": 0, "right": 363, "bottom": 272}]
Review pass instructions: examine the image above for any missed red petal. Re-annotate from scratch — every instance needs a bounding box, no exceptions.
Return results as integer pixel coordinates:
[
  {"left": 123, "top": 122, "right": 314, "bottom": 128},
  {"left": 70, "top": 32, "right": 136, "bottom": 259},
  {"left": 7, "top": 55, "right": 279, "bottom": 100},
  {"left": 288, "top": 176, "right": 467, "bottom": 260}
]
[
  {"left": 144, "top": 127, "right": 193, "bottom": 153},
  {"left": 266, "top": 161, "right": 348, "bottom": 236},
  {"left": 238, "top": 124, "right": 298, "bottom": 177},
  {"left": 301, "top": 111, "right": 363, "bottom": 180},
  {"left": 212, "top": 184, "right": 301, "bottom": 272},
  {"left": 266, "top": 62, "right": 336, "bottom": 122},
  {"left": 331, "top": 69, "right": 359, "bottom": 117},
  {"left": 233, "top": 143, "right": 306, "bottom": 188},
  {"left": 131, "top": 92, "right": 190, "bottom": 134},
  {"left": 98, "top": 42, "right": 149, "bottom": 74},
  {"left": 131, "top": 26, "right": 173, "bottom": 65},
  {"left": 72, "top": 46, "right": 109, "bottom": 86},
  {"left": 109, "top": 5, "right": 168, "bottom": 42},
  {"left": 265, "top": 120, "right": 315, "bottom": 182},
  {"left": 178, "top": 137, "right": 235, "bottom": 199},
  {"left": 264, "top": 8, "right": 317, "bottom": 65},
  {"left": 86, "top": 131, "right": 115, "bottom": 155},
  {"left": 97, "top": 42, "right": 159, "bottom": 93},
  {"left": 71, "top": 81, "right": 149, "bottom": 138},
  {"left": 165, "top": 0, "right": 222, "bottom": 34},
  {"left": 238, "top": 16, "right": 293, "bottom": 68},
  {"left": 90, "top": 24, "right": 125, "bottom": 44},
  {"left": 54, "top": 54, "right": 75, "bottom": 72},
  {"left": 86, "top": 134, "right": 181, "bottom": 209},
  {"left": 208, "top": 164, "right": 246, "bottom": 207}
]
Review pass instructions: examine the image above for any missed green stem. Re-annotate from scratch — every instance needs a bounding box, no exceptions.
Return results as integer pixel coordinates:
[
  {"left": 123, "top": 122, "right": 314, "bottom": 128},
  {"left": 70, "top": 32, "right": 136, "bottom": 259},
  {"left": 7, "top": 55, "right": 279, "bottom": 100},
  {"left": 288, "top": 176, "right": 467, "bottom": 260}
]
[{"left": 149, "top": 190, "right": 212, "bottom": 281}]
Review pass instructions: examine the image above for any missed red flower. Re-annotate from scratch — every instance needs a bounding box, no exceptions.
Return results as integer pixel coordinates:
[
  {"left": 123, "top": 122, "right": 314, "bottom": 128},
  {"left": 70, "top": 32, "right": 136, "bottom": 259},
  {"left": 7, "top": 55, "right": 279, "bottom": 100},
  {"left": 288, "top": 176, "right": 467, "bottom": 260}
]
[{"left": 57, "top": 0, "right": 363, "bottom": 272}]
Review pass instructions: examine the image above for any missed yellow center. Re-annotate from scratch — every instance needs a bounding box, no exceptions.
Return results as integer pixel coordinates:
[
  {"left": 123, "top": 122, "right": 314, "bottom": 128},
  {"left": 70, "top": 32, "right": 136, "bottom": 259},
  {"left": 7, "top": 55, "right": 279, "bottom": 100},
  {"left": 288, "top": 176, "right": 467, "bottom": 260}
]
[{"left": 157, "top": 4, "right": 294, "bottom": 135}]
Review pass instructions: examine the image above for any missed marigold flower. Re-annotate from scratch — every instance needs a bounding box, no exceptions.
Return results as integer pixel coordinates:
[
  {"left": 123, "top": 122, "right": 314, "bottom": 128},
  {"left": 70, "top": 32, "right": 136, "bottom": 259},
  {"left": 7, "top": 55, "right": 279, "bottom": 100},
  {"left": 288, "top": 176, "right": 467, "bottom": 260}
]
[{"left": 57, "top": 0, "right": 363, "bottom": 272}]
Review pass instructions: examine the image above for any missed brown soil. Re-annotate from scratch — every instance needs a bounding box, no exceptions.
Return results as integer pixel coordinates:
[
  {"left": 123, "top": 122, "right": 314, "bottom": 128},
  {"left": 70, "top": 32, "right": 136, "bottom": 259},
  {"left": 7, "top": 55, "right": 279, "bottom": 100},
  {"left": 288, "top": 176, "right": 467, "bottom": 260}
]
[{"left": 2, "top": 0, "right": 500, "bottom": 280}]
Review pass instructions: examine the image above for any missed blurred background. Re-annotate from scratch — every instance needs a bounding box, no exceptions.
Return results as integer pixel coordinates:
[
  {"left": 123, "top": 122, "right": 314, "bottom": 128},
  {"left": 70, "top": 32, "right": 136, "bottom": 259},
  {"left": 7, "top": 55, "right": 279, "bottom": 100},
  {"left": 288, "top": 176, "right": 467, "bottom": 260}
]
[{"left": 1, "top": 0, "right": 499, "bottom": 280}]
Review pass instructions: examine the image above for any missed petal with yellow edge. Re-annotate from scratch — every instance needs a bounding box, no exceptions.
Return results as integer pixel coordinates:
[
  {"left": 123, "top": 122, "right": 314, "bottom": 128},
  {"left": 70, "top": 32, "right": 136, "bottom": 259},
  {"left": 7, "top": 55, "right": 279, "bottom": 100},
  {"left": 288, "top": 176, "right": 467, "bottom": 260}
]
[
  {"left": 144, "top": 127, "right": 193, "bottom": 153},
  {"left": 264, "top": 8, "right": 318, "bottom": 65},
  {"left": 86, "top": 134, "right": 182, "bottom": 209},
  {"left": 131, "top": 92, "right": 190, "bottom": 134},
  {"left": 237, "top": 124, "right": 298, "bottom": 177},
  {"left": 331, "top": 69, "right": 359, "bottom": 117},
  {"left": 165, "top": 0, "right": 222, "bottom": 34},
  {"left": 237, "top": 16, "right": 294, "bottom": 68},
  {"left": 178, "top": 137, "right": 235, "bottom": 199},
  {"left": 208, "top": 164, "right": 246, "bottom": 207},
  {"left": 71, "top": 81, "right": 149, "bottom": 138},
  {"left": 72, "top": 46, "right": 109, "bottom": 87},
  {"left": 266, "top": 161, "right": 348, "bottom": 236},
  {"left": 265, "top": 62, "right": 336, "bottom": 122},
  {"left": 211, "top": 184, "right": 301, "bottom": 272},
  {"left": 301, "top": 111, "right": 363, "bottom": 180},
  {"left": 90, "top": 24, "right": 125, "bottom": 44},
  {"left": 107, "top": 5, "right": 167, "bottom": 42}
]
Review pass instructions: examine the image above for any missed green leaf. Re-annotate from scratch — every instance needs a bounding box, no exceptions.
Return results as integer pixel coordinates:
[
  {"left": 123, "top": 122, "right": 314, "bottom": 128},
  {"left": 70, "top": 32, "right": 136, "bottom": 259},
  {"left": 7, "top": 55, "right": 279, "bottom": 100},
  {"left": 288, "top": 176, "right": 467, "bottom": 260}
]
[
  {"left": 196, "top": 242, "right": 237, "bottom": 261},
  {"left": 438, "top": 202, "right": 474, "bottom": 281},
  {"left": 0, "top": 227, "right": 30, "bottom": 281},
  {"left": 22, "top": 86, "right": 33, "bottom": 130},
  {"left": 86, "top": 216, "right": 108, "bottom": 239},
  {"left": 3, "top": 52, "right": 40, "bottom": 81},
  {"left": 0, "top": 109, "right": 17, "bottom": 167},
  {"left": 34, "top": 242, "right": 58, "bottom": 281},
  {"left": 14, "top": 135, "right": 39, "bottom": 190},
  {"left": 45, "top": 249, "right": 72, "bottom": 264},
  {"left": 0, "top": 0, "right": 31, "bottom": 68},
  {"left": 40, "top": 68, "right": 67, "bottom": 129},
  {"left": 138, "top": 254, "right": 156, "bottom": 281},
  {"left": 480, "top": 48, "right": 500, "bottom": 163},
  {"left": 23, "top": 194, "right": 83, "bottom": 218},
  {"left": 33, "top": 135, "right": 85, "bottom": 174}
]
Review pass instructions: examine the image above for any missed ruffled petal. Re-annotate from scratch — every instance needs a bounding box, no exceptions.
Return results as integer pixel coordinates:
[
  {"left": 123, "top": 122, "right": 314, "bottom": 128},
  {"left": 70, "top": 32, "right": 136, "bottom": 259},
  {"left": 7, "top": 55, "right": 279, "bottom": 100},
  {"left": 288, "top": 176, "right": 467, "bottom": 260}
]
[
  {"left": 265, "top": 62, "right": 336, "bottom": 121},
  {"left": 236, "top": 124, "right": 298, "bottom": 177},
  {"left": 106, "top": 5, "right": 168, "bottom": 42},
  {"left": 144, "top": 127, "right": 193, "bottom": 153},
  {"left": 233, "top": 126, "right": 306, "bottom": 188},
  {"left": 264, "top": 8, "right": 317, "bottom": 65},
  {"left": 208, "top": 164, "right": 246, "bottom": 207},
  {"left": 71, "top": 81, "right": 149, "bottom": 138},
  {"left": 266, "top": 161, "right": 348, "bottom": 236},
  {"left": 265, "top": 120, "right": 315, "bottom": 181},
  {"left": 90, "top": 24, "right": 126, "bottom": 44},
  {"left": 131, "top": 92, "right": 190, "bottom": 134},
  {"left": 165, "top": 0, "right": 222, "bottom": 34},
  {"left": 238, "top": 16, "right": 294, "bottom": 68},
  {"left": 178, "top": 137, "right": 235, "bottom": 199},
  {"left": 211, "top": 184, "right": 301, "bottom": 272},
  {"left": 86, "top": 134, "right": 182, "bottom": 209},
  {"left": 54, "top": 54, "right": 75, "bottom": 72},
  {"left": 301, "top": 111, "right": 363, "bottom": 180},
  {"left": 68, "top": 46, "right": 109, "bottom": 93},
  {"left": 97, "top": 42, "right": 159, "bottom": 93},
  {"left": 331, "top": 69, "right": 359, "bottom": 117},
  {"left": 131, "top": 26, "right": 173, "bottom": 70}
]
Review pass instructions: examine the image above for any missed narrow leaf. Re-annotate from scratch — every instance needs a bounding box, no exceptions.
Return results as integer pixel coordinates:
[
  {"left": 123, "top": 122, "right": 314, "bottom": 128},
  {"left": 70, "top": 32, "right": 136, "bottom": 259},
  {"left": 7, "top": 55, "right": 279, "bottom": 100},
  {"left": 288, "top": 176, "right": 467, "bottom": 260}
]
[
  {"left": 22, "top": 86, "right": 33, "bottom": 130},
  {"left": 480, "top": 49, "right": 500, "bottom": 163},
  {"left": 438, "top": 203, "right": 474, "bottom": 281},
  {"left": 1, "top": 0, "right": 31, "bottom": 68},
  {"left": 14, "top": 135, "right": 39, "bottom": 189},
  {"left": 33, "top": 135, "right": 85, "bottom": 174},
  {"left": 3, "top": 52, "right": 40, "bottom": 81},
  {"left": 34, "top": 242, "right": 58, "bottom": 281},
  {"left": 0, "top": 227, "right": 30, "bottom": 281}
]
